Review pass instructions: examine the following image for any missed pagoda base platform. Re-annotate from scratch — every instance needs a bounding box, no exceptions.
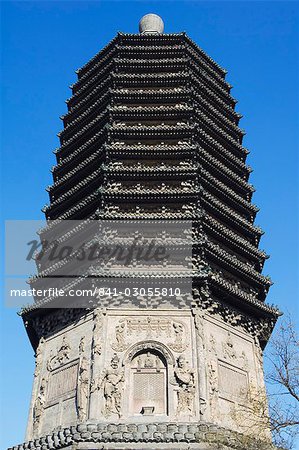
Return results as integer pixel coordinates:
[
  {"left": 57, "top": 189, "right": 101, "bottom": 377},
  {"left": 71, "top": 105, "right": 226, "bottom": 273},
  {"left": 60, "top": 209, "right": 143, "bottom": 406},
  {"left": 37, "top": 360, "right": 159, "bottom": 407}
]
[{"left": 9, "top": 422, "right": 278, "bottom": 450}]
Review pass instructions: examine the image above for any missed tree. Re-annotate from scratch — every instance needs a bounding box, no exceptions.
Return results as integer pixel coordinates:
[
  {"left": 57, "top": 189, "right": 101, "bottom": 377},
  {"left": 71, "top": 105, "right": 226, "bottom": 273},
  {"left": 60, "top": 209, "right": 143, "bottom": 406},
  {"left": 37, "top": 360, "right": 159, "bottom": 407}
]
[
  {"left": 230, "top": 315, "right": 298, "bottom": 450},
  {"left": 265, "top": 314, "right": 299, "bottom": 449}
]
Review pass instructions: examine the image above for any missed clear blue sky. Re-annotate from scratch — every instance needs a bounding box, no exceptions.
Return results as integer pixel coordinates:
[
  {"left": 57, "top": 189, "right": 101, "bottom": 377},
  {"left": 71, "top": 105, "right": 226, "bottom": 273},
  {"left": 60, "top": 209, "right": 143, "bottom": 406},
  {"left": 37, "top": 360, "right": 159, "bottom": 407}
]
[{"left": 1, "top": 1, "right": 298, "bottom": 448}]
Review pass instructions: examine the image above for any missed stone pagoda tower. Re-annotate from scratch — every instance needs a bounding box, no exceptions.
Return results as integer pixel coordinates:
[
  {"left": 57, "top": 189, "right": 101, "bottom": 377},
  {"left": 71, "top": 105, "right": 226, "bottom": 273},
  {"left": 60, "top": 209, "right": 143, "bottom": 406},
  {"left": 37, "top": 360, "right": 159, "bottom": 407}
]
[{"left": 11, "top": 14, "right": 280, "bottom": 450}]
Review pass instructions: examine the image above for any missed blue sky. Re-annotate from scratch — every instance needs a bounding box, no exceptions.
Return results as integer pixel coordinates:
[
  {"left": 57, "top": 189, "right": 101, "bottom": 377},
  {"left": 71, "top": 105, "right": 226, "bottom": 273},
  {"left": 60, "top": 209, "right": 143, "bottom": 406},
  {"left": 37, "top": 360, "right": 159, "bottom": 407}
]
[{"left": 1, "top": 1, "right": 298, "bottom": 448}]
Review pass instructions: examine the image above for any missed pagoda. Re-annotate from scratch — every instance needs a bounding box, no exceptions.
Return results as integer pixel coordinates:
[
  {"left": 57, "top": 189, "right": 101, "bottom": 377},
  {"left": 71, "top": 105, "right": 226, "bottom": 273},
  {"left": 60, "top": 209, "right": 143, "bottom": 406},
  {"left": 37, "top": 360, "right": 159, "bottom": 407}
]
[{"left": 11, "top": 14, "right": 280, "bottom": 450}]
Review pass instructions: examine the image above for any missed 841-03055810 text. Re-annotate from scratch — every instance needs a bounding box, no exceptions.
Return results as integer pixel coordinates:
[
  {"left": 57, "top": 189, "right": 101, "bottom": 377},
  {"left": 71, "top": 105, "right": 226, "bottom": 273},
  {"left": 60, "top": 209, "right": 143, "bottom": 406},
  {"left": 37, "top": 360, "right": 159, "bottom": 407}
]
[{"left": 96, "top": 287, "right": 182, "bottom": 297}]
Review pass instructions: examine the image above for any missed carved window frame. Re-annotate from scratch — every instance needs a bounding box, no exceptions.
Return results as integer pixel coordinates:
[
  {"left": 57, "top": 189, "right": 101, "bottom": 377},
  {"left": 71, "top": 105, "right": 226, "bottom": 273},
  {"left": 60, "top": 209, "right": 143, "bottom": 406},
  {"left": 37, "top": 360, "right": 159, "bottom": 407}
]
[
  {"left": 217, "top": 358, "right": 249, "bottom": 406},
  {"left": 46, "top": 358, "right": 79, "bottom": 408},
  {"left": 123, "top": 340, "right": 176, "bottom": 418}
]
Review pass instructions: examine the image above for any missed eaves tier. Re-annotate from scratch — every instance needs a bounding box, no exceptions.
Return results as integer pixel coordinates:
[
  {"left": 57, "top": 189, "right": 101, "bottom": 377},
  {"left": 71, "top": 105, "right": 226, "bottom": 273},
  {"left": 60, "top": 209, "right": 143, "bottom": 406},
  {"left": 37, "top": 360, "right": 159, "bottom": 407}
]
[{"left": 42, "top": 32, "right": 277, "bottom": 323}]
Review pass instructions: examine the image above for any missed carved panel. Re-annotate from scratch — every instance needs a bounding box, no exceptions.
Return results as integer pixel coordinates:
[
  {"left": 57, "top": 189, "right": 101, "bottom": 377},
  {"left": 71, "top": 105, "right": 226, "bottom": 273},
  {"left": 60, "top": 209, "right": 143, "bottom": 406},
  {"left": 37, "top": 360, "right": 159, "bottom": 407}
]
[
  {"left": 218, "top": 362, "right": 248, "bottom": 401},
  {"left": 112, "top": 317, "right": 188, "bottom": 353},
  {"left": 47, "top": 362, "right": 78, "bottom": 403},
  {"left": 127, "top": 317, "right": 172, "bottom": 336},
  {"left": 133, "top": 372, "right": 165, "bottom": 414}
]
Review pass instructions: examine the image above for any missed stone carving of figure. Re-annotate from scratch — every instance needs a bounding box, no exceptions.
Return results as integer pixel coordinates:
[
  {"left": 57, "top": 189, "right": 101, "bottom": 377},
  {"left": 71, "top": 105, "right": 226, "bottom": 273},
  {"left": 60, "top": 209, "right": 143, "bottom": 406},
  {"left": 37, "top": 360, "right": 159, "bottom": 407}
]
[
  {"left": 137, "top": 355, "right": 142, "bottom": 370},
  {"left": 57, "top": 335, "right": 71, "bottom": 364},
  {"left": 144, "top": 351, "right": 155, "bottom": 368},
  {"left": 34, "top": 337, "right": 45, "bottom": 378},
  {"left": 97, "top": 354, "right": 124, "bottom": 418},
  {"left": 77, "top": 357, "right": 89, "bottom": 422},
  {"left": 79, "top": 337, "right": 85, "bottom": 356},
  {"left": 254, "top": 336, "right": 264, "bottom": 371},
  {"left": 47, "top": 336, "right": 71, "bottom": 371},
  {"left": 111, "top": 321, "right": 127, "bottom": 352},
  {"left": 33, "top": 377, "right": 47, "bottom": 433},
  {"left": 194, "top": 309, "right": 205, "bottom": 350},
  {"left": 174, "top": 355, "right": 195, "bottom": 415},
  {"left": 92, "top": 308, "right": 105, "bottom": 360},
  {"left": 209, "top": 334, "right": 217, "bottom": 355},
  {"left": 169, "top": 322, "right": 186, "bottom": 352},
  {"left": 115, "top": 322, "right": 126, "bottom": 345},
  {"left": 208, "top": 360, "right": 218, "bottom": 419},
  {"left": 223, "top": 332, "right": 237, "bottom": 360},
  {"left": 92, "top": 342, "right": 102, "bottom": 360},
  {"left": 173, "top": 322, "right": 184, "bottom": 343}
]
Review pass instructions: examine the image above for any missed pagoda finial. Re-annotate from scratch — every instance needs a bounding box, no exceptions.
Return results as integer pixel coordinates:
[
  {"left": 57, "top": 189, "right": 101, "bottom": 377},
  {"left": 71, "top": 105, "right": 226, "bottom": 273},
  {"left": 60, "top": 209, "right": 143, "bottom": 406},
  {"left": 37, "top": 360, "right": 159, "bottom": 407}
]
[{"left": 139, "top": 13, "right": 164, "bottom": 35}]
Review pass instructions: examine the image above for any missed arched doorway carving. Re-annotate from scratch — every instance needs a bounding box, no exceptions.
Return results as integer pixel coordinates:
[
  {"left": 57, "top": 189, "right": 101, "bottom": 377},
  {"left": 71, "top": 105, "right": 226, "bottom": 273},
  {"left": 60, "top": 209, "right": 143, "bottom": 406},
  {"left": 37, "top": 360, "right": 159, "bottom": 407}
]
[
  {"left": 123, "top": 340, "right": 175, "bottom": 367},
  {"left": 128, "top": 348, "right": 168, "bottom": 416}
]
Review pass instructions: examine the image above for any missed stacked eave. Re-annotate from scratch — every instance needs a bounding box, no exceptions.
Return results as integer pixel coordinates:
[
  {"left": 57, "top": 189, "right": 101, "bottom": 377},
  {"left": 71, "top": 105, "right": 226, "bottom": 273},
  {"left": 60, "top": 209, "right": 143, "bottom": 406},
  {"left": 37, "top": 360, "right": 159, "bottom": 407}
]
[{"left": 22, "top": 32, "right": 280, "bottom": 344}]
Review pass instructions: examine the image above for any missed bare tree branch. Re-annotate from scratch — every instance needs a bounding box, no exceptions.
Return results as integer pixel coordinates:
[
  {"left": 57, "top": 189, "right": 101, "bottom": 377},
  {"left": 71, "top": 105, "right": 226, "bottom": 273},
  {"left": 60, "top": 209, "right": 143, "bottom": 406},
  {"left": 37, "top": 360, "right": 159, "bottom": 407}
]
[
  {"left": 265, "top": 314, "right": 299, "bottom": 449},
  {"left": 230, "top": 315, "right": 298, "bottom": 449}
]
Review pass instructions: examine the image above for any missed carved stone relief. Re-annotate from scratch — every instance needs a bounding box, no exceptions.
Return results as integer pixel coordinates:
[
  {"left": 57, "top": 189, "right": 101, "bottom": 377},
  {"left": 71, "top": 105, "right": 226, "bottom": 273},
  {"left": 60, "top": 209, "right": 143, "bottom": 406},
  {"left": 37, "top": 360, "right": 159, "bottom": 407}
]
[
  {"left": 33, "top": 377, "right": 47, "bottom": 435},
  {"left": 34, "top": 337, "right": 45, "bottom": 378},
  {"left": 93, "top": 354, "right": 124, "bottom": 418},
  {"left": 76, "top": 357, "right": 89, "bottom": 422},
  {"left": 208, "top": 359, "right": 219, "bottom": 420},
  {"left": 254, "top": 335, "right": 263, "bottom": 370},
  {"left": 192, "top": 292, "right": 277, "bottom": 345},
  {"left": 192, "top": 307, "right": 207, "bottom": 417},
  {"left": 125, "top": 340, "right": 175, "bottom": 367},
  {"left": 218, "top": 362, "right": 248, "bottom": 401},
  {"left": 47, "top": 335, "right": 71, "bottom": 371},
  {"left": 47, "top": 350, "right": 54, "bottom": 372},
  {"left": 78, "top": 337, "right": 85, "bottom": 356},
  {"left": 127, "top": 317, "right": 171, "bottom": 338},
  {"left": 112, "top": 317, "right": 187, "bottom": 353},
  {"left": 240, "top": 350, "right": 249, "bottom": 371},
  {"left": 209, "top": 334, "right": 217, "bottom": 355},
  {"left": 193, "top": 309, "right": 205, "bottom": 350},
  {"left": 111, "top": 321, "right": 127, "bottom": 352},
  {"left": 173, "top": 355, "right": 195, "bottom": 415},
  {"left": 91, "top": 308, "right": 105, "bottom": 360},
  {"left": 222, "top": 332, "right": 237, "bottom": 360},
  {"left": 169, "top": 322, "right": 186, "bottom": 352},
  {"left": 47, "top": 362, "right": 78, "bottom": 402}
]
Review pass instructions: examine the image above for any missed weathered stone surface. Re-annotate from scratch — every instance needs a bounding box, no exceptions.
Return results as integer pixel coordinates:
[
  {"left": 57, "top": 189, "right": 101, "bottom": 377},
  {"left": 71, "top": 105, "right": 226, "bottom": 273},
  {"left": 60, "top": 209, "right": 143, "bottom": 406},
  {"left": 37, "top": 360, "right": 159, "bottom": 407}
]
[
  {"left": 24, "top": 306, "right": 274, "bottom": 445},
  {"left": 8, "top": 422, "right": 279, "bottom": 450}
]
